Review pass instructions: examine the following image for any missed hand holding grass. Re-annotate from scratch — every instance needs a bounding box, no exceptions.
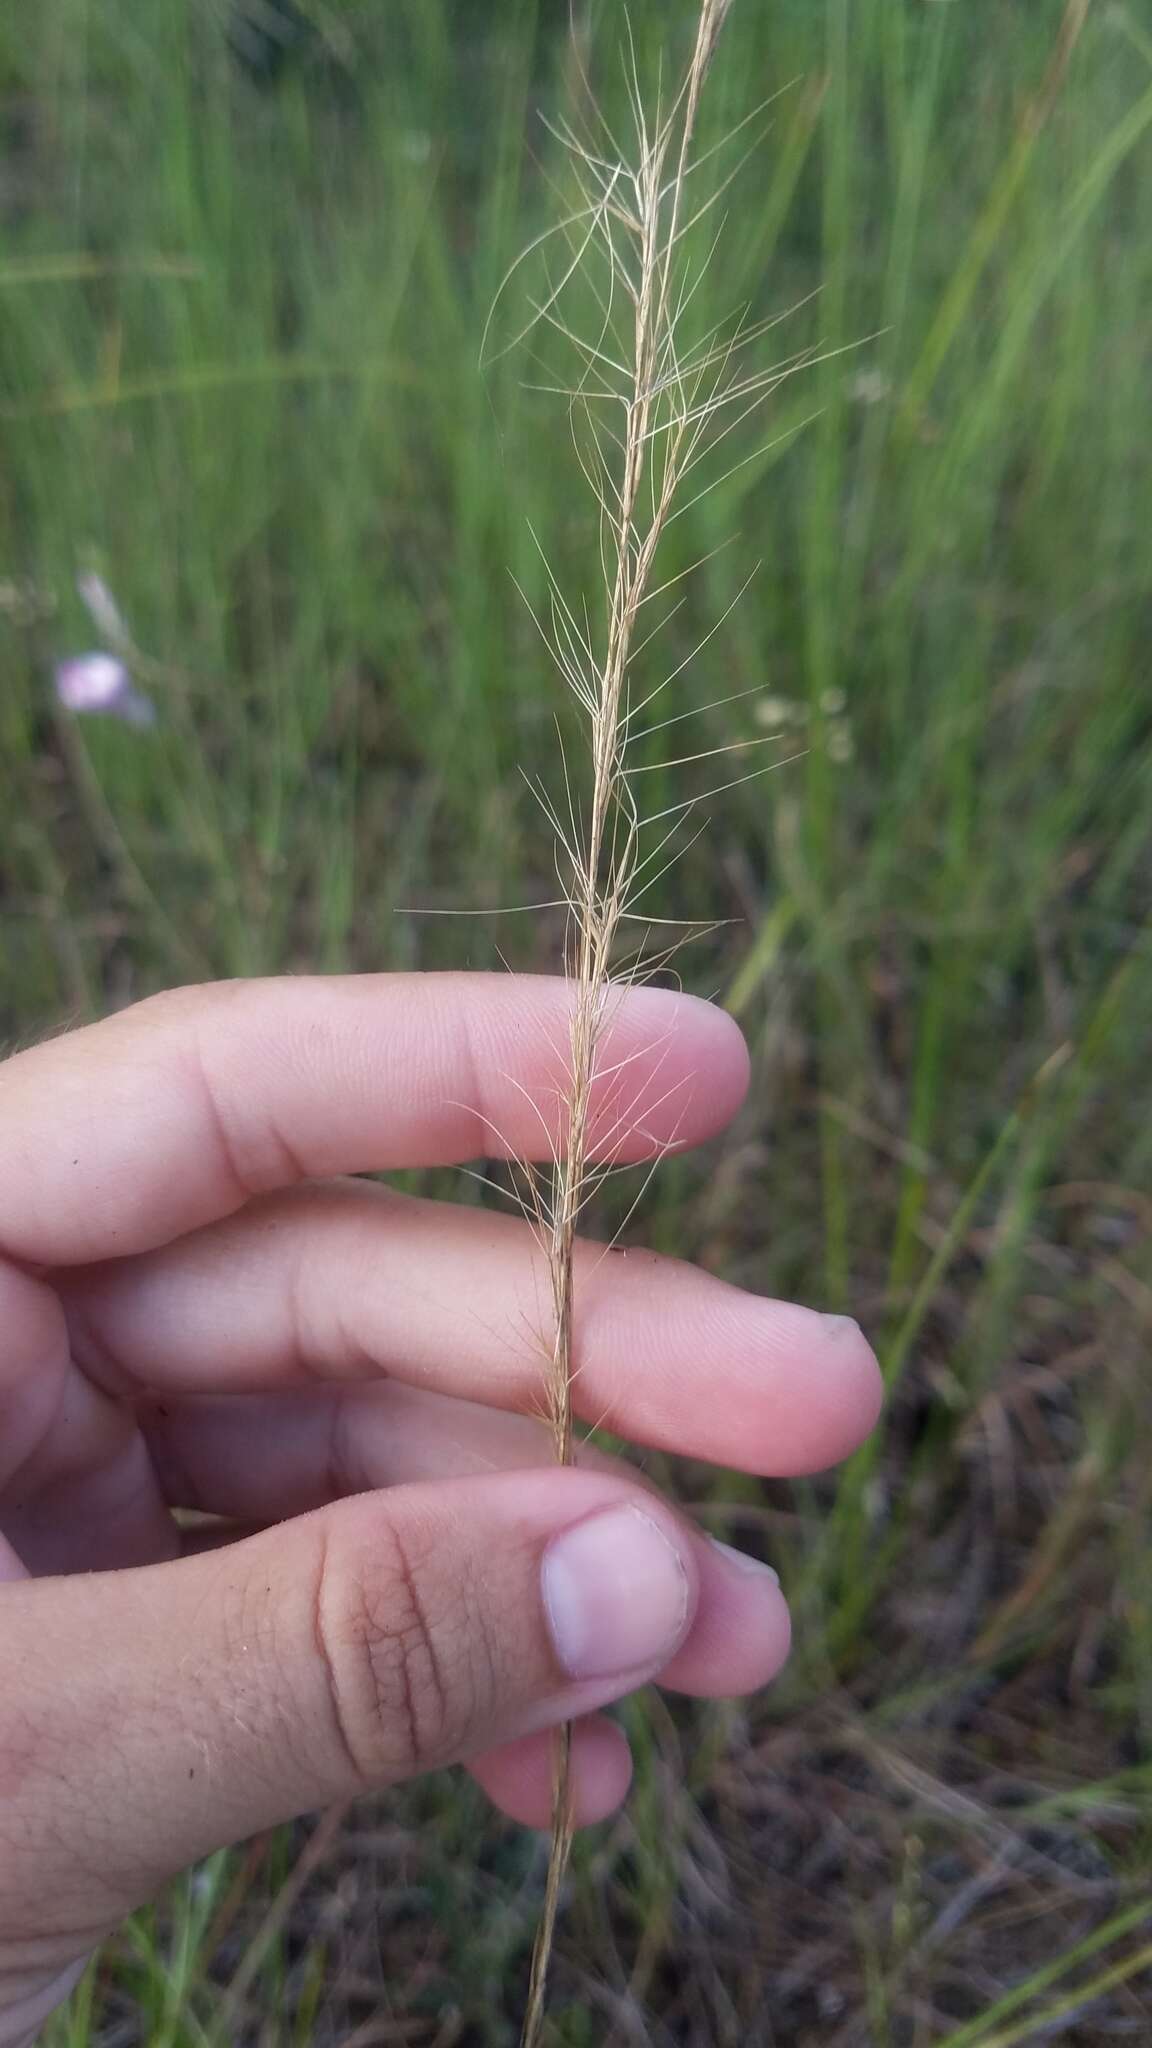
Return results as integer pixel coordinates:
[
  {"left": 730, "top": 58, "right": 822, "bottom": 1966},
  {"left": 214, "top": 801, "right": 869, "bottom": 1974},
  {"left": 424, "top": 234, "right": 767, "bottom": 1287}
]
[{"left": 0, "top": 973, "right": 880, "bottom": 2044}]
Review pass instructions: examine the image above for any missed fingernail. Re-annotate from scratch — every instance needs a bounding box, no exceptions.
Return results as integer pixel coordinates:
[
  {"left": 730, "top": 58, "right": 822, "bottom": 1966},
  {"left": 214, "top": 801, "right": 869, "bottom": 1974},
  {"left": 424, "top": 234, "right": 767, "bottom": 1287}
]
[
  {"left": 821, "top": 1313, "right": 862, "bottom": 1342},
  {"left": 710, "top": 1537, "right": 780, "bottom": 1586},
  {"left": 543, "top": 1506, "right": 690, "bottom": 1681}
]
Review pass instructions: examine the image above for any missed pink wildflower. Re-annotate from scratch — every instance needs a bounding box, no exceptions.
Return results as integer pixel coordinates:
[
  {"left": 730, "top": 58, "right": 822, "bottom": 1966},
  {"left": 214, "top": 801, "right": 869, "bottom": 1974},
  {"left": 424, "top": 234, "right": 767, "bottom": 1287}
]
[{"left": 54, "top": 653, "right": 155, "bottom": 727}]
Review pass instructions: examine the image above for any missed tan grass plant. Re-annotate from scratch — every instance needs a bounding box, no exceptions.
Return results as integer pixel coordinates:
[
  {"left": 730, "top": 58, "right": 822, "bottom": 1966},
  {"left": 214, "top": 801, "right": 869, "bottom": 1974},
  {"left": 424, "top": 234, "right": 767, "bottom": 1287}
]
[{"left": 488, "top": 4, "right": 814, "bottom": 2037}]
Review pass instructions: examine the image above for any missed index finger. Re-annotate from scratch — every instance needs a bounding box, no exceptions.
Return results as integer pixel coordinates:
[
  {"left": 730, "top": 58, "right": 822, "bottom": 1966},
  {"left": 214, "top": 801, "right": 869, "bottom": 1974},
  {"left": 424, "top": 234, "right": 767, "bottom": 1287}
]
[{"left": 0, "top": 974, "right": 749, "bottom": 1267}]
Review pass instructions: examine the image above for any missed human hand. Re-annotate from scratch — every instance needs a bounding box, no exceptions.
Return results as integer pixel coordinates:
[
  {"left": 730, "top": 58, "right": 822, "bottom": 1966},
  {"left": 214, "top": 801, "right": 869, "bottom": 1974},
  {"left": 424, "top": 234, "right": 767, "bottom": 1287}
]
[{"left": 0, "top": 974, "right": 881, "bottom": 2045}]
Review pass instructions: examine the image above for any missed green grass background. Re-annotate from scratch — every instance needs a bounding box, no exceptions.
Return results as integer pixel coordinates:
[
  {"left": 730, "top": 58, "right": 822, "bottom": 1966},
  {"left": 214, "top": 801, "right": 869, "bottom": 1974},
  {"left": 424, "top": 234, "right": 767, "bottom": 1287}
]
[{"left": 2, "top": 0, "right": 1152, "bottom": 2040}]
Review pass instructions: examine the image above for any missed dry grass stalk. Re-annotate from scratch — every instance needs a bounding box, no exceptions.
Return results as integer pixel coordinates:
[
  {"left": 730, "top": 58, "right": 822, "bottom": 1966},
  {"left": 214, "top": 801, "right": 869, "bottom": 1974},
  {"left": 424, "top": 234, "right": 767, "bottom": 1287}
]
[{"left": 501, "top": 3, "right": 805, "bottom": 2038}]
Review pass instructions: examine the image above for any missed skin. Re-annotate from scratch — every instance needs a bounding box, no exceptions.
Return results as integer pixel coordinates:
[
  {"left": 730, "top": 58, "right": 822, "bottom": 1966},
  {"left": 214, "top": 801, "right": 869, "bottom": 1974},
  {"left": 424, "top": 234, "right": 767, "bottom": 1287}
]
[{"left": 0, "top": 974, "right": 882, "bottom": 2046}]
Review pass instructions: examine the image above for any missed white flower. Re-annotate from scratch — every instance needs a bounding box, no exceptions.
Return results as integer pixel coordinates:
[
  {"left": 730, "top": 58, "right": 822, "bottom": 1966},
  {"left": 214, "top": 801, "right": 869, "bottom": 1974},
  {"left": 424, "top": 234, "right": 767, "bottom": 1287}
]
[
  {"left": 849, "top": 369, "right": 893, "bottom": 407},
  {"left": 755, "top": 694, "right": 805, "bottom": 728},
  {"left": 54, "top": 653, "right": 155, "bottom": 727}
]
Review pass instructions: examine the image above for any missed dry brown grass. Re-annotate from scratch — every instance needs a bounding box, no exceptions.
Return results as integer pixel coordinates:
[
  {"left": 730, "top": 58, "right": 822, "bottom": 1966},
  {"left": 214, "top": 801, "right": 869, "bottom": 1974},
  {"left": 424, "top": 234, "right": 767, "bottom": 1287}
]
[{"left": 497, "top": 5, "right": 815, "bottom": 2036}]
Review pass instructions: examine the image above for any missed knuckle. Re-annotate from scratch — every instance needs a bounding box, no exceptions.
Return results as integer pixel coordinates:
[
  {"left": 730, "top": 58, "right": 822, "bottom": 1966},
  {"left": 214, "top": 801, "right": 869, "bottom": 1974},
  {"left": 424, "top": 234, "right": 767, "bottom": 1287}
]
[
  {"left": 312, "top": 1515, "right": 491, "bottom": 1787},
  {"left": 0, "top": 1697, "right": 44, "bottom": 1810},
  {"left": 128, "top": 982, "right": 219, "bottom": 1032}
]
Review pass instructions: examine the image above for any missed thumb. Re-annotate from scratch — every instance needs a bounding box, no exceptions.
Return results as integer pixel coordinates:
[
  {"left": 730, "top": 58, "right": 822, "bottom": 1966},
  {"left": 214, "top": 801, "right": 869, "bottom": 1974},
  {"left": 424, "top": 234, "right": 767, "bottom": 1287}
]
[{"left": 0, "top": 1469, "right": 697, "bottom": 1942}]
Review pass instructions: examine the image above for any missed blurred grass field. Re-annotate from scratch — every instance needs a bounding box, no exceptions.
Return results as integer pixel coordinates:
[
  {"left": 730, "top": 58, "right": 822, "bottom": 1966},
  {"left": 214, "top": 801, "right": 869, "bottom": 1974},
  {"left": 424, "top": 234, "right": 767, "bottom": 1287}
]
[{"left": 3, "top": 0, "right": 1152, "bottom": 2040}]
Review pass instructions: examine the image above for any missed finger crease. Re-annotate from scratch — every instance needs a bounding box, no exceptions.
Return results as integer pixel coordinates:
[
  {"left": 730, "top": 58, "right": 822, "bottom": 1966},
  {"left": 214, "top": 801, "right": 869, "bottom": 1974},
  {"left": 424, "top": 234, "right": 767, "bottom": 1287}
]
[{"left": 309, "top": 1527, "right": 365, "bottom": 1786}]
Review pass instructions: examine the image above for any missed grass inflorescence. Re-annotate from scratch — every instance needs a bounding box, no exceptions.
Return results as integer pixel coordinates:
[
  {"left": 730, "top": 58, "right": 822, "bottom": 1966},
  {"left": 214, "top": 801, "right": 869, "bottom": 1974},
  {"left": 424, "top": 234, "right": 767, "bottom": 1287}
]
[{"left": 488, "top": 9, "right": 812, "bottom": 2032}]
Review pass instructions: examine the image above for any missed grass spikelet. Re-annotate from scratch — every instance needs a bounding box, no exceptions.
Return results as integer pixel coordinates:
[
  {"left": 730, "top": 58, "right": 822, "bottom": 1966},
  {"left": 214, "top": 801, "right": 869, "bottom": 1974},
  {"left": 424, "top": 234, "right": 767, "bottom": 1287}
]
[{"left": 494, "top": 4, "right": 802, "bottom": 2040}]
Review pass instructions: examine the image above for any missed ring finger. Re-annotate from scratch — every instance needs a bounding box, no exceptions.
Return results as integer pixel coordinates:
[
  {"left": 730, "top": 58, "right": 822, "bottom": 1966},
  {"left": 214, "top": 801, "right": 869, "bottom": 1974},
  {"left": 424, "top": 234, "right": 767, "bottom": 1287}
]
[
  {"left": 144, "top": 1379, "right": 790, "bottom": 1705},
  {"left": 151, "top": 1381, "right": 790, "bottom": 1833}
]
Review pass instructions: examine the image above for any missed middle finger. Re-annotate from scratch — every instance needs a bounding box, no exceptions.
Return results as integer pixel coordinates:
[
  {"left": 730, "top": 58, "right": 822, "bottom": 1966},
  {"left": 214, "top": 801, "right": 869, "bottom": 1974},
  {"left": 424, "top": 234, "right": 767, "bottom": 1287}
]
[{"left": 62, "top": 1180, "right": 881, "bottom": 1477}]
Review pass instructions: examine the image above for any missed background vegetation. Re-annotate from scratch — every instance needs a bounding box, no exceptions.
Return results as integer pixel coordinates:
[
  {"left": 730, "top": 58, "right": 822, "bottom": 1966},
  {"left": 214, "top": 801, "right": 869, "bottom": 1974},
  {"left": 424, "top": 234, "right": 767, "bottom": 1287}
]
[{"left": 2, "top": 0, "right": 1151, "bottom": 2040}]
